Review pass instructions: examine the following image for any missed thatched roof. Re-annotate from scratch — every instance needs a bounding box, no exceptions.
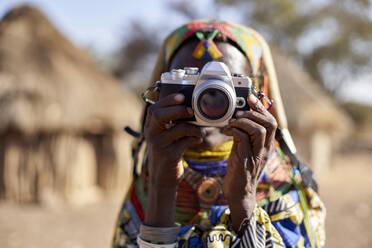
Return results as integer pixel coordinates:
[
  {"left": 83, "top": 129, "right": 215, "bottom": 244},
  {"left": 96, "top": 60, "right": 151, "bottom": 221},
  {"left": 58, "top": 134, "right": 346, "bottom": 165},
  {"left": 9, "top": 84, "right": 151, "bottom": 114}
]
[
  {"left": 272, "top": 47, "right": 353, "bottom": 137},
  {"left": 0, "top": 5, "right": 142, "bottom": 135}
]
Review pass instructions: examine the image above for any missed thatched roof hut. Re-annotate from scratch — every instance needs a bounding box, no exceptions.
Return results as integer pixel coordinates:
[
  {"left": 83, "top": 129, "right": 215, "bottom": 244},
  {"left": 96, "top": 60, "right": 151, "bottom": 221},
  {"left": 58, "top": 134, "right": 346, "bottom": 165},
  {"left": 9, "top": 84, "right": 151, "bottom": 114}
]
[
  {"left": 272, "top": 47, "right": 353, "bottom": 174},
  {"left": 0, "top": 6, "right": 142, "bottom": 204}
]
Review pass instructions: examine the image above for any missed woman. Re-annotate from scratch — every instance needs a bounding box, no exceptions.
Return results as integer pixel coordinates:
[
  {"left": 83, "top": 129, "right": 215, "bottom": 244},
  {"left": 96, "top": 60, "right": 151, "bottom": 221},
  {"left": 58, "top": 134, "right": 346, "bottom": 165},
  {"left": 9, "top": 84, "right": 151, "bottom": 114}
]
[{"left": 113, "top": 20, "right": 325, "bottom": 248}]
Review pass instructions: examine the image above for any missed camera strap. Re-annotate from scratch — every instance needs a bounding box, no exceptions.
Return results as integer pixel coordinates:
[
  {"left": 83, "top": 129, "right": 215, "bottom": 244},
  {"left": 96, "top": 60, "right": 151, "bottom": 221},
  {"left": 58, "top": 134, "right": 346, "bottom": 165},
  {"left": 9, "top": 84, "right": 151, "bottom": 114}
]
[{"left": 124, "top": 101, "right": 154, "bottom": 178}]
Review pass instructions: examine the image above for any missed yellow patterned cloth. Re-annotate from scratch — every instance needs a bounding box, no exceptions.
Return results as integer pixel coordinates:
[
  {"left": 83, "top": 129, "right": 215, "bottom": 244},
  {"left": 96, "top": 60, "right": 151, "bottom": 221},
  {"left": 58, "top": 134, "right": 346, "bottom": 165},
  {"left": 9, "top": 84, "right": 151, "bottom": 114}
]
[
  {"left": 177, "top": 206, "right": 284, "bottom": 248},
  {"left": 112, "top": 176, "right": 326, "bottom": 248}
]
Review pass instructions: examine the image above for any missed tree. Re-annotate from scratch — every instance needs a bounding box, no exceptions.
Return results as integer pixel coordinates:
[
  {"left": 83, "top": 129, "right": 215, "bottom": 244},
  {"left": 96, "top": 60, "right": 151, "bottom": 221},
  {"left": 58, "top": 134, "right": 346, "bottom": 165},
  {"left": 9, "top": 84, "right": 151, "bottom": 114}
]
[
  {"left": 112, "top": 20, "right": 159, "bottom": 80},
  {"left": 214, "top": 0, "right": 372, "bottom": 94}
]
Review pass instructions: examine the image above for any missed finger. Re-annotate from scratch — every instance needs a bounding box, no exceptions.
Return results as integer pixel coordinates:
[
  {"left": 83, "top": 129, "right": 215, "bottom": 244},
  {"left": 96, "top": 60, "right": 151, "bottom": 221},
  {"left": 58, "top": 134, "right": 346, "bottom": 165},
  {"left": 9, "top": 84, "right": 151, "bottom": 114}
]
[
  {"left": 146, "top": 93, "right": 189, "bottom": 128},
  {"left": 230, "top": 128, "right": 255, "bottom": 173},
  {"left": 150, "top": 105, "right": 193, "bottom": 126},
  {"left": 228, "top": 118, "right": 265, "bottom": 156},
  {"left": 159, "top": 123, "right": 204, "bottom": 147},
  {"left": 232, "top": 127, "right": 266, "bottom": 176},
  {"left": 247, "top": 94, "right": 268, "bottom": 115},
  {"left": 155, "top": 93, "right": 185, "bottom": 108},
  {"left": 235, "top": 111, "right": 277, "bottom": 148}
]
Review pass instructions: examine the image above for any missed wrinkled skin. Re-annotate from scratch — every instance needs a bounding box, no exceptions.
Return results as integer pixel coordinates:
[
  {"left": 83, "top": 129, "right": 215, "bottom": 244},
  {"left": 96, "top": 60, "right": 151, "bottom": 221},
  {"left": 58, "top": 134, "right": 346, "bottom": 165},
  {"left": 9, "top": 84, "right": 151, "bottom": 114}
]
[{"left": 144, "top": 39, "right": 278, "bottom": 234}]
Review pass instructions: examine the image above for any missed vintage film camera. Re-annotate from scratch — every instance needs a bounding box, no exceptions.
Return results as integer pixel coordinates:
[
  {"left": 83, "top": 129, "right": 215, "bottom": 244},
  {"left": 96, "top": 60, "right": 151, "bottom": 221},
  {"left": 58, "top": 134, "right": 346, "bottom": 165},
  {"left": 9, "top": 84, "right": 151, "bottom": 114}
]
[{"left": 158, "top": 61, "right": 253, "bottom": 127}]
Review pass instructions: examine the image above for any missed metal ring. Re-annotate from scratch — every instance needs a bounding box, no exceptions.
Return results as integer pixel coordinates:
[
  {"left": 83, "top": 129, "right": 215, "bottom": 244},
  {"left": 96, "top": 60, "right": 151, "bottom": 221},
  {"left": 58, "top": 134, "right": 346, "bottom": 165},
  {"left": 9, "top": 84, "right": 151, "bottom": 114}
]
[
  {"left": 141, "top": 82, "right": 160, "bottom": 105},
  {"left": 164, "top": 121, "right": 176, "bottom": 130},
  {"left": 252, "top": 87, "right": 274, "bottom": 110}
]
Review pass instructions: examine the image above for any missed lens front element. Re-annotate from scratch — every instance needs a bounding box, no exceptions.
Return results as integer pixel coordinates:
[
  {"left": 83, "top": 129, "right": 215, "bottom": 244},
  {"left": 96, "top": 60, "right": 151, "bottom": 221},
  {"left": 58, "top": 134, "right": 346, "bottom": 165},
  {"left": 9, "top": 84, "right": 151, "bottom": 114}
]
[
  {"left": 198, "top": 88, "right": 229, "bottom": 120},
  {"left": 192, "top": 80, "right": 236, "bottom": 126}
]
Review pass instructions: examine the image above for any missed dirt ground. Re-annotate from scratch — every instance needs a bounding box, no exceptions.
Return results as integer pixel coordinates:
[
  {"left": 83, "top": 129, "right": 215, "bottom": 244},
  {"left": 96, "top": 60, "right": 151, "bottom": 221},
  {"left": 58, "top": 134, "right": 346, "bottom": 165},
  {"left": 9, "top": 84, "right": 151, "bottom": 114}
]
[
  {"left": 318, "top": 152, "right": 372, "bottom": 248},
  {"left": 0, "top": 152, "right": 371, "bottom": 248}
]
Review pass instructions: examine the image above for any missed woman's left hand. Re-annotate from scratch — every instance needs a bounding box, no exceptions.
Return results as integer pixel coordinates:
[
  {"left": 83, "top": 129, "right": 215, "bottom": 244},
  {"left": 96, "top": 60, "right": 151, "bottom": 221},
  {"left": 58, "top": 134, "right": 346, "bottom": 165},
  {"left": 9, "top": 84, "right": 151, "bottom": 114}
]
[{"left": 223, "top": 94, "right": 277, "bottom": 234}]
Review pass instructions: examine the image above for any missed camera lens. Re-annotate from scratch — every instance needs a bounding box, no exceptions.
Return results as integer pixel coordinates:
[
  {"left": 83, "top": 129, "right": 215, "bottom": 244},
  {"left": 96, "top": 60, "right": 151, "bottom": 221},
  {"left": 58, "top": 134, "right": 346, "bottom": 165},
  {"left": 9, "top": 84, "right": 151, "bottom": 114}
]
[{"left": 197, "top": 88, "right": 229, "bottom": 120}]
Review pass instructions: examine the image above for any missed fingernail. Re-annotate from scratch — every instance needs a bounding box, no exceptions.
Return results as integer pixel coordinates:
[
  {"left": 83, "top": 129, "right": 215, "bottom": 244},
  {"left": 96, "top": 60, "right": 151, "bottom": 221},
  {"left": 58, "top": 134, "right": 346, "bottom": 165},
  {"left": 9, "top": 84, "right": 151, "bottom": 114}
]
[
  {"left": 175, "top": 94, "right": 185, "bottom": 102},
  {"left": 248, "top": 94, "right": 258, "bottom": 104},
  {"left": 200, "top": 128, "right": 207, "bottom": 137},
  {"left": 236, "top": 111, "right": 244, "bottom": 117},
  {"left": 187, "top": 107, "right": 193, "bottom": 115}
]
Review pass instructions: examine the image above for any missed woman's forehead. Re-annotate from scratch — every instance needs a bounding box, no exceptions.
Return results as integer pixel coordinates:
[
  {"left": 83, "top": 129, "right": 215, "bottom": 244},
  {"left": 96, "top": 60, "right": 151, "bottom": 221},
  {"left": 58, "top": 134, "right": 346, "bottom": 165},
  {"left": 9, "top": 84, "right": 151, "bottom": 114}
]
[{"left": 169, "top": 40, "right": 251, "bottom": 76}]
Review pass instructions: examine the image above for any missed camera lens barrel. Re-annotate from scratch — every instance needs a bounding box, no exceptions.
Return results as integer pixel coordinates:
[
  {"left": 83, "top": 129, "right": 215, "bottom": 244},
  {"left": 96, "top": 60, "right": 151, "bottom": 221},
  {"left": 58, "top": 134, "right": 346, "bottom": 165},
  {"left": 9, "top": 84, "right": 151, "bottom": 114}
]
[
  {"left": 197, "top": 88, "right": 230, "bottom": 120},
  {"left": 192, "top": 80, "right": 236, "bottom": 126}
]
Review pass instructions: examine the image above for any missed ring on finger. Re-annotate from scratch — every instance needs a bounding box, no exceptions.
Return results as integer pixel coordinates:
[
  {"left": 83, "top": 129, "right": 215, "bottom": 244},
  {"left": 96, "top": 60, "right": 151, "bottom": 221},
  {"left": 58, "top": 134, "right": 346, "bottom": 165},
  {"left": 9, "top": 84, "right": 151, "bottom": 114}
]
[{"left": 165, "top": 121, "right": 176, "bottom": 130}]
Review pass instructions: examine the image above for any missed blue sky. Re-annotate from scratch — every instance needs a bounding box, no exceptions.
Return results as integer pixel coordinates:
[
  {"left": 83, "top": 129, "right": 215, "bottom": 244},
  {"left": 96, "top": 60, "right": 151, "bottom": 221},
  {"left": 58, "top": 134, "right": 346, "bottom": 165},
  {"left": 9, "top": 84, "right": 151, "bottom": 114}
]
[
  {"left": 1, "top": 0, "right": 371, "bottom": 104},
  {"left": 0, "top": 0, "right": 232, "bottom": 53},
  {"left": 0, "top": 0, "right": 168, "bottom": 53}
]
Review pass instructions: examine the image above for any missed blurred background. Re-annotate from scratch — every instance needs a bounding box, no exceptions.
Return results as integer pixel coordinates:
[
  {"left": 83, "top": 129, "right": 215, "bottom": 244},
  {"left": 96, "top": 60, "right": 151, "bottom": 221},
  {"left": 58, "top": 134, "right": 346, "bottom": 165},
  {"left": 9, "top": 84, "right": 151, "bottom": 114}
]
[{"left": 0, "top": 0, "right": 371, "bottom": 247}]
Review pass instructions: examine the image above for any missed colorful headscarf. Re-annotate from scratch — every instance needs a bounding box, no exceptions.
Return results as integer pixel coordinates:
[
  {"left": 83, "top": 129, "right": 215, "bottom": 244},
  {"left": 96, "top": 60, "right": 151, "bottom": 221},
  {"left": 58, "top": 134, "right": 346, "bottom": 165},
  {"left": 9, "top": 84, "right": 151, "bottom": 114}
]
[{"left": 164, "top": 20, "right": 263, "bottom": 76}]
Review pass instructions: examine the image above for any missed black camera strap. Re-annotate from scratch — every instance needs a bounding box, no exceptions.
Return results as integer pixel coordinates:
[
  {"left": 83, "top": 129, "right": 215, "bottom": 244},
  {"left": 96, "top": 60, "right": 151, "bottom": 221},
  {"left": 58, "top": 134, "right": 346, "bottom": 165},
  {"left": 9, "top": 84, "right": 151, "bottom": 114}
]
[{"left": 123, "top": 103, "right": 151, "bottom": 178}]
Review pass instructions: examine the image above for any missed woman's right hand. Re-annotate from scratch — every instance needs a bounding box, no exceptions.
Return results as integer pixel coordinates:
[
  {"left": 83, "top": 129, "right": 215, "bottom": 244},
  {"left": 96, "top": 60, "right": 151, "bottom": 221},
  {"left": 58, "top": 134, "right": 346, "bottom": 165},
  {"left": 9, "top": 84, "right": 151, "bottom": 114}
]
[{"left": 144, "top": 93, "right": 204, "bottom": 188}]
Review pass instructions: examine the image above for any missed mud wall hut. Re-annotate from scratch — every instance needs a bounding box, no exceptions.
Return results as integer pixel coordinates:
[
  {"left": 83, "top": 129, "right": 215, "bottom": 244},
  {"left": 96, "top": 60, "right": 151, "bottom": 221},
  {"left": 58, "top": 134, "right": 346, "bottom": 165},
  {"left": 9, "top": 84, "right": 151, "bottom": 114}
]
[
  {"left": 272, "top": 47, "right": 353, "bottom": 175},
  {"left": 0, "top": 6, "right": 142, "bottom": 205}
]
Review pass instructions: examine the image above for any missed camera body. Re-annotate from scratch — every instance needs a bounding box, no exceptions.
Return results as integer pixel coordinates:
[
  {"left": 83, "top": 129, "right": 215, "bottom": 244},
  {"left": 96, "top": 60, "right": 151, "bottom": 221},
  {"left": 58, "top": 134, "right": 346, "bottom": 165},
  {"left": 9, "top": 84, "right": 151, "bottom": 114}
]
[{"left": 159, "top": 61, "right": 252, "bottom": 127}]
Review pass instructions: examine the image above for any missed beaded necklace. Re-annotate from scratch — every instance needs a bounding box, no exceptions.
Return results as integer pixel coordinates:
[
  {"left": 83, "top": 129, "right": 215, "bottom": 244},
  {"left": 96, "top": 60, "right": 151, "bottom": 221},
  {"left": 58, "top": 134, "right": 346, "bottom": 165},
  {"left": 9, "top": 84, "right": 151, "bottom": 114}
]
[{"left": 175, "top": 141, "right": 293, "bottom": 226}]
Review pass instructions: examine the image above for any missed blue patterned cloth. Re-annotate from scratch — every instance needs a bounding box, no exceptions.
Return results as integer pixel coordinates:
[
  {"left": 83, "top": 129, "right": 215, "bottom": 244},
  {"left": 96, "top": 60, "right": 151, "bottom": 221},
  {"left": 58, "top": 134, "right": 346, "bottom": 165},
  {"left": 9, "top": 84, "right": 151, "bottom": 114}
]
[{"left": 185, "top": 159, "right": 228, "bottom": 176}]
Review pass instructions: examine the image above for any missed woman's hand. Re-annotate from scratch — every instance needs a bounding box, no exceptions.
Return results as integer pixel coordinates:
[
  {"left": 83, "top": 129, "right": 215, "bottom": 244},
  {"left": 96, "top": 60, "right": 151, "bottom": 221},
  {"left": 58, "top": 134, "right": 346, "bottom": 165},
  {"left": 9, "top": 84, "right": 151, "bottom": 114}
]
[
  {"left": 144, "top": 93, "right": 204, "bottom": 226},
  {"left": 145, "top": 93, "right": 204, "bottom": 187},
  {"left": 223, "top": 94, "right": 278, "bottom": 234}
]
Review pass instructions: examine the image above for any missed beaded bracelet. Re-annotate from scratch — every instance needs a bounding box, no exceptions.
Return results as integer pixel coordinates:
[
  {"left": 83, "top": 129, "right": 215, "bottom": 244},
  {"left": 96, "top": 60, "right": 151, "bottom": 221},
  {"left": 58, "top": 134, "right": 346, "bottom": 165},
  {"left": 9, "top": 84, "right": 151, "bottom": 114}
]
[
  {"left": 137, "top": 236, "right": 178, "bottom": 248},
  {"left": 139, "top": 223, "right": 181, "bottom": 244}
]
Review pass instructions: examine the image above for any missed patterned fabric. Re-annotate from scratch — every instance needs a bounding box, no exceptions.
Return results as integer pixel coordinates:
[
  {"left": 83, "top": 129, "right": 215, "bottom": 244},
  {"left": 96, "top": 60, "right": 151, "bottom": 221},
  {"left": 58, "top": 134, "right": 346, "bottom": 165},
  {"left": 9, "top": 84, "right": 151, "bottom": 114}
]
[
  {"left": 113, "top": 203, "right": 285, "bottom": 248},
  {"left": 113, "top": 183, "right": 325, "bottom": 248},
  {"left": 177, "top": 206, "right": 284, "bottom": 248},
  {"left": 112, "top": 150, "right": 326, "bottom": 248},
  {"left": 263, "top": 189, "right": 326, "bottom": 248},
  {"left": 256, "top": 149, "right": 292, "bottom": 206},
  {"left": 192, "top": 30, "right": 223, "bottom": 60},
  {"left": 164, "top": 20, "right": 263, "bottom": 76}
]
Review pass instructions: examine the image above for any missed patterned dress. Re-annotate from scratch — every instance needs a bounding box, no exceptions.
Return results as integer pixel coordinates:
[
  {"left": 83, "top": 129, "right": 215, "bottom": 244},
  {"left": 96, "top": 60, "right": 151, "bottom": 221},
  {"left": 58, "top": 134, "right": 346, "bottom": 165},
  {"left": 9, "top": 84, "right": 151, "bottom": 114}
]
[{"left": 112, "top": 144, "right": 326, "bottom": 248}]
